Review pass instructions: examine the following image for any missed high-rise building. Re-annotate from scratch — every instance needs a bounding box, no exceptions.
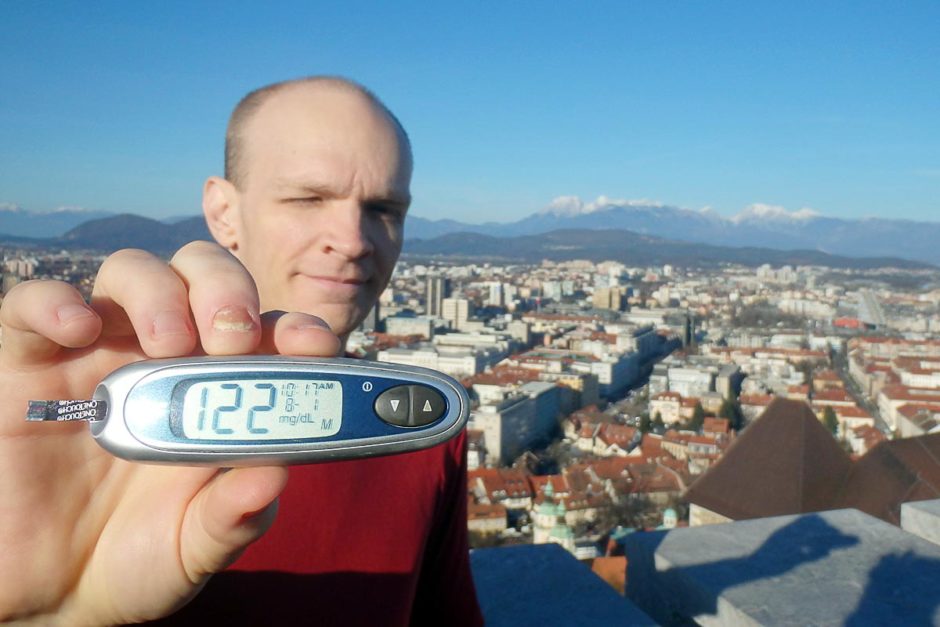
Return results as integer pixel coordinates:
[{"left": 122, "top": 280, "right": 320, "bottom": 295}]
[
  {"left": 592, "top": 287, "right": 625, "bottom": 311},
  {"left": 488, "top": 281, "right": 505, "bottom": 307},
  {"left": 426, "top": 275, "right": 451, "bottom": 317},
  {"left": 442, "top": 297, "right": 470, "bottom": 330}
]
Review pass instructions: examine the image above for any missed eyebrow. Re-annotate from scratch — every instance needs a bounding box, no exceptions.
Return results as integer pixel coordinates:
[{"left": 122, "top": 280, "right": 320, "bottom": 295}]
[
  {"left": 273, "top": 179, "right": 342, "bottom": 196},
  {"left": 275, "top": 179, "right": 411, "bottom": 208}
]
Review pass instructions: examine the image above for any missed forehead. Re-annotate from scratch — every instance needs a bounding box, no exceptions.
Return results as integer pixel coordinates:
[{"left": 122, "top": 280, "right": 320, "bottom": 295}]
[{"left": 240, "top": 84, "right": 412, "bottom": 194}]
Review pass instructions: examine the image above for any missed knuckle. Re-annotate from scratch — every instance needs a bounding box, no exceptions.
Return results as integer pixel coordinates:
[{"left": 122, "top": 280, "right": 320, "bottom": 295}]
[
  {"left": 1, "top": 279, "right": 40, "bottom": 302},
  {"left": 173, "top": 240, "right": 224, "bottom": 261},
  {"left": 1, "top": 279, "right": 68, "bottom": 305},
  {"left": 98, "top": 248, "right": 158, "bottom": 274}
]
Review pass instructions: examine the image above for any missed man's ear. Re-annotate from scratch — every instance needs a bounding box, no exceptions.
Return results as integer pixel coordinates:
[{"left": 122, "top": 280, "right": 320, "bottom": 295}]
[{"left": 202, "top": 176, "right": 241, "bottom": 250}]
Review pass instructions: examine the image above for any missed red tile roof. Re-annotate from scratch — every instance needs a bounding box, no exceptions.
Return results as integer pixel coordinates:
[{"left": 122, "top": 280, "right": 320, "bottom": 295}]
[
  {"left": 739, "top": 394, "right": 775, "bottom": 406},
  {"left": 467, "top": 502, "right": 507, "bottom": 521},
  {"left": 702, "top": 417, "right": 730, "bottom": 434},
  {"left": 880, "top": 385, "right": 940, "bottom": 404},
  {"left": 812, "top": 389, "right": 855, "bottom": 404},
  {"left": 835, "top": 434, "right": 940, "bottom": 524},
  {"left": 851, "top": 425, "right": 887, "bottom": 451},
  {"left": 596, "top": 423, "right": 637, "bottom": 447},
  {"left": 469, "top": 468, "right": 533, "bottom": 500},
  {"left": 529, "top": 474, "right": 569, "bottom": 495},
  {"left": 814, "top": 370, "right": 842, "bottom": 381},
  {"left": 897, "top": 403, "right": 940, "bottom": 419}
]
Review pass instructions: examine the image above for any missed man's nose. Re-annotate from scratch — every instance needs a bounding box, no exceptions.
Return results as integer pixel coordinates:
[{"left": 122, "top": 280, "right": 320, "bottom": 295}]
[{"left": 321, "top": 203, "right": 374, "bottom": 259}]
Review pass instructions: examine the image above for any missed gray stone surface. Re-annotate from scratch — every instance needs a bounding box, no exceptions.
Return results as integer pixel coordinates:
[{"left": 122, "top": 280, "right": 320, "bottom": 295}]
[
  {"left": 470, "top": 543, "right": 656, "bottom": 626},
  {"left": 625, "top": 508, "right": 940, "bottom": 626},
  {"left": 902, "top": 498, "right": 940, "bottom": 547}
]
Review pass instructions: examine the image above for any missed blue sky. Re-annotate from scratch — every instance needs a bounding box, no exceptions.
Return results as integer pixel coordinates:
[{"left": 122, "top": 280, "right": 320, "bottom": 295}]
[{"left": 2, "top": 1, "right": 938, "bottom": 224}]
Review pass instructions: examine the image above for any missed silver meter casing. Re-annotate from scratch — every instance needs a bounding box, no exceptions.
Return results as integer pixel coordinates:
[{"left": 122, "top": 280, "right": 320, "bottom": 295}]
[{"left": 90, "top": 356, "right": 470, "bottom": 466}]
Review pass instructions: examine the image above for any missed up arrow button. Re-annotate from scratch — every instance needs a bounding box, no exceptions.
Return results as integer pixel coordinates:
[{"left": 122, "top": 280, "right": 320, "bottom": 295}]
[{"left": 410, "top": 385, "right": 446, "bottom": 426}]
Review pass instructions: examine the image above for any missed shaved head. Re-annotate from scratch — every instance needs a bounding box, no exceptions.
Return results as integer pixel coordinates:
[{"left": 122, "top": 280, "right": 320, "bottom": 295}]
[
  {"left": 204, "top": 76, "right": 413, "bottom": 340},
  {"left": 224, "top": 76, "right": 411, "bottom": 189}
]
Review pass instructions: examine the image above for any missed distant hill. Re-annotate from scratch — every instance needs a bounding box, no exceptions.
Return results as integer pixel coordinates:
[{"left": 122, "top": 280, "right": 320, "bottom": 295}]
[
  {"left": 7, "top": 198, "right": 940, "bottom": 265},
  {"left": 403, "top": 228, "right": 931, "bottom": 270},
  {"left": 0, "top": 214, "right": 212, "bottom": 255},
  {"left": 406, "top": 200, "right": 940, "bottom": 266},
  {"left": 0, "top": 212, "right": 930, "bottom": 270},
  {"left": 59, "top": 214, "right": 212, "bottom": 253},
  {"left": 0, "top": 204, "right": 115, "bottom": 237}
]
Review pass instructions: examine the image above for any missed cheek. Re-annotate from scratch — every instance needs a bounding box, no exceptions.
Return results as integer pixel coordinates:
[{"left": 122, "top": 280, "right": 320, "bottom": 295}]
[
  {"left": 372, "top": 221, "right": 403, "bottom": 268},
  {"left": 246, "top": 216, "right": 311, "bottom": 261}
]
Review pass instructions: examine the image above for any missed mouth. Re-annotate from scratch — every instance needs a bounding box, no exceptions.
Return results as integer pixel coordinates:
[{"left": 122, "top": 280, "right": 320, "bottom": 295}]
[
  {"left": 299, "top": 274, "right": 371, "bottom": 297},
  {"left": 308, "top": 275, "right": 368, "bottom": 286}
]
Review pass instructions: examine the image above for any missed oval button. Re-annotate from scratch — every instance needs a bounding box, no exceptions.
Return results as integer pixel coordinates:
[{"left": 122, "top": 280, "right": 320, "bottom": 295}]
[
  {"left": 374, "top": 385, "right": 411, "bottom": 426},
  {"left": 409, "top": 385, "right": 447, "bottom": 426}
]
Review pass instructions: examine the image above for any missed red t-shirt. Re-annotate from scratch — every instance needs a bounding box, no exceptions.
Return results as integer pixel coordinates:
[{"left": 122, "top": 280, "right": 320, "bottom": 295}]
[{"left": 156, "top": 430, "right": 482, "bottom": 626}]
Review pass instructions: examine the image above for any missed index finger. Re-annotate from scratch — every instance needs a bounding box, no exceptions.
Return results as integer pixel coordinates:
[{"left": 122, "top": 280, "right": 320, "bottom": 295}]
[
  {"left": 169, "top": 241, "right": 262, "bottom": 356},
  {"left": 0, "top": 280, "right": 102, "bottom": 367},
  {"left": 91, "top": 249, "right": 198, "bottom": 359}
]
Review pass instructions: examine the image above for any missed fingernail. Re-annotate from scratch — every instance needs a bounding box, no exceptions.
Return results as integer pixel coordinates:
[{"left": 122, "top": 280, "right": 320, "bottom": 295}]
[
  {"left": 212, "top": 306, "right": 258, "bottom": 332},
  {"left": 290, "top": 316, "right": 332, "bottom": 331},
  {"left": 57, "top": 304, "right": 94, "bottom": 324},
  {"left": 153, "top": 311, "right": 192, "bottom": 337}
]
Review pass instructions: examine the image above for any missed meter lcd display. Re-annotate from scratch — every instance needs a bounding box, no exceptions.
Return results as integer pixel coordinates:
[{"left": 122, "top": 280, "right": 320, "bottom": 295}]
[{"left": 181, "top": 379, "right": 342, "bottom": 440}]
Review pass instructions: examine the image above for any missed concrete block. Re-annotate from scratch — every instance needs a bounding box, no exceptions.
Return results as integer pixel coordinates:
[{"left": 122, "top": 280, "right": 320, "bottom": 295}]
[
  {"left": 471, "top": 543, "right": 656, "bottom": 626},
  {"left": 625, "top": 508, "right": 940, "bottom": 626},
  {"left": 902, "top": 499, "right": 940, "bottom": 547}
]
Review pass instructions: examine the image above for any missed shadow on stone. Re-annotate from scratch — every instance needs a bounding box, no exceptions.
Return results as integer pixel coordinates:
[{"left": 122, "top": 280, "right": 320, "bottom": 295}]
[
  {"left": 845, "top": 550, "right": 940, "bottom": 626},
  {"left": 627, "top": 509, "right": 940, "bottom": 625},
  {"left": 626, "top": 513, "right": 860, "bottom": 625}
]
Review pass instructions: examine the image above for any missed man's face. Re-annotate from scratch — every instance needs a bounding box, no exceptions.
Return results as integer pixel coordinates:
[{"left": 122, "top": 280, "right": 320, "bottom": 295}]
[{"left": 226, "top": 85, "right": 412, "bottom": 340}]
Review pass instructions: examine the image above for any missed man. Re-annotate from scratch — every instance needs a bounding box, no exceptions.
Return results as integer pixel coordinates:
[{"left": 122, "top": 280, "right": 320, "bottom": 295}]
[{"left": 0, "top": 77, "right": 482, "bottom": 625}]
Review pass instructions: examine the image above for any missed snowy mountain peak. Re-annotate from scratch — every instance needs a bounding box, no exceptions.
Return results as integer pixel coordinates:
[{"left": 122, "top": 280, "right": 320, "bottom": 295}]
[
  {"left": 0, "top": 202, "right": 25, "bottom": 213},
  {"left": 731, "top": 203, "right": 820, "bottom": 224},
  {"left": 42, "top": 205, "right": 91, "bottom": 214},
  {"left": 537, "top": 195, "right": 669, "bottom": 217}
]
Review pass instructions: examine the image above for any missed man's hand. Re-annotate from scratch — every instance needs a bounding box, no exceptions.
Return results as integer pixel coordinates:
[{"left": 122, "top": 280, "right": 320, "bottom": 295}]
[{"left": 0, "top": 242, "right": 341, "bottom": 625}]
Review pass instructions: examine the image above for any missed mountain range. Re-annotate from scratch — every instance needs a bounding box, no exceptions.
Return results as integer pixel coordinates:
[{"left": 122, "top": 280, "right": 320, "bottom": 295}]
[
  {"left": 0, "top": 200, "right": 935, "bottom": 268},
  {"left": 404, "top": 197, "right": 940, "bottom": 266},
  {"left": 402, "top": 228, "right": 928, "bottom": 269},
  {"left": 0, "top": 203, "right": 114, "bottom": 237}
]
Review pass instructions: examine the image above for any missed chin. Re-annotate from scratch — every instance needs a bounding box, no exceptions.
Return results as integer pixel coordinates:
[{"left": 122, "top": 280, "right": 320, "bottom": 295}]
[
  {"left": 303, "top": 303, "right": 364, "bottom": 339},
  {"left": 272, "top": 284, "right": 373, "bottom": 335}
]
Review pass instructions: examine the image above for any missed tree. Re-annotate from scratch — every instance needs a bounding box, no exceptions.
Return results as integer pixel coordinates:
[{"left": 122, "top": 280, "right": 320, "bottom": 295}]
[
  {"left": 822, "top": 405, "right": 839, "bottom": 435},
  {"left": 651, "top": 412, "right": 665, "bottom": 433},
  {"left": 796, "top": 360, "right": 815, "bottom": 389},
  {"left": 638, "top": 413, "right": 652, "bottom": 434},
  {"left": 597, "top": 493, "right": 655, "bottom": 532},
  {"left": 719, "top": 397, "right": 745, "bottom": 432},
  {"left": 687, "top": 402, "right": 706, "bottom": 432}
]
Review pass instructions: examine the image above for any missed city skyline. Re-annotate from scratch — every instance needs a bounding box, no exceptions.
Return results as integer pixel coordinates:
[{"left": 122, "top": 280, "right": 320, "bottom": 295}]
[{"left": 2, "top": 2, "right": 938, "bottom": 224}]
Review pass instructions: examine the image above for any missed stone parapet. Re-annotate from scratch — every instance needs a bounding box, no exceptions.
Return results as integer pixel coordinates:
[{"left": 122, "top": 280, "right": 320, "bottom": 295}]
[
  {"left": 902, "top": 498, "right": 940, "bottom": 547},
  {"left": 625, "top": 508, "right": 940, "bottom": 625},
  {"left": 470, "top": 543, "right": 655, "bottom": 626}
]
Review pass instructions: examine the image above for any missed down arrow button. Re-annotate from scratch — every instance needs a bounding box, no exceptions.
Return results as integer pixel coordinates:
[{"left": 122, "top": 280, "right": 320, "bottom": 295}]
[{"left": 374, "top": 385, "right": 411, "bottom": 426}]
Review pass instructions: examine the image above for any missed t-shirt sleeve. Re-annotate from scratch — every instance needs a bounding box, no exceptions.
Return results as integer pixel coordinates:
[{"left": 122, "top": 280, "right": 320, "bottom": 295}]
[{"left": 409, "top": 429, "right": 484, "bottom": 626}]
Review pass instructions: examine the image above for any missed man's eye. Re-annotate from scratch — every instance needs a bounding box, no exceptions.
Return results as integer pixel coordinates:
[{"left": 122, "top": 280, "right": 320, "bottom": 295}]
[
  {"left": 366, "top": 203, "right": 404, "bottom": 221},
  {"left": 288, "top": 197, "right": 323, "bottom": 205}
]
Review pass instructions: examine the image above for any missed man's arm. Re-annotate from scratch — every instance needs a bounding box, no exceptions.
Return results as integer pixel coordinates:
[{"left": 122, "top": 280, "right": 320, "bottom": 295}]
[{"left": 0, "top": 242, "right": 340, "bottom": 625}]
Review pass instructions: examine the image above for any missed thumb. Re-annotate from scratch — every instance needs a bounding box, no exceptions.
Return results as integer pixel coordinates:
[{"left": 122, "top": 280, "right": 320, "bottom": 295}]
[{"left": 180, "top": 466, "right": 289, "bottom": 583}]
